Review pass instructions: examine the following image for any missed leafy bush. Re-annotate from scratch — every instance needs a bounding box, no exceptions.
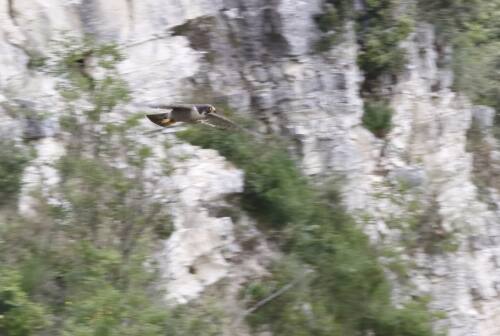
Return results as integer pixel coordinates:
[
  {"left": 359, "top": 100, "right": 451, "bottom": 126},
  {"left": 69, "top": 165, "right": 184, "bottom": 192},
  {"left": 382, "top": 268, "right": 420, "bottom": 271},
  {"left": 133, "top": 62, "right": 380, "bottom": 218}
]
[
  {"left": 0, "top": 141, "right": 30, "bottom": 206},
  {"left": 362, "top": 100, "right": 393, "bottom": 137},
  {"left": 314, "top": 0, "right": 412, "bottom": 92},
  {"left": 0, "top": 38, "right": 223, "bottom": 336},
  {"left": 179, "top": 124, "right": 440, "bottom": 336},
  {"left": 53, "top": 37, "right": 130, "bottom": 121},
  {"left": 356, "top": 2, "right": 413, "bottom": 92},
  {"left": 178, "top": 128, "right": 314, "bottom": 228},
  {"left": 0, "top": 269, "right": 49, "bottom": 336},
  {"left": 417, "top": 0, "right": 485, "bottom": 38},
  {"left": 357, "top": 17, "right": 411, "bottom": 80},
  {"left": 314, "top": 0, "right": 412, "bottom": 126},
  {"left": 314, "top": 4, "right": 343, "bottom": 33},
  {"left": 417, "top": 0, "right": 500, "bottom": 132},
  {"left": 454, "top": 42, "right": 500, "bottom": 113},
  {"left": 313, "top": 1, "right": 353, "bottom": 51},
  {"left": 315, "top": 34, "right": 341, "bottom": 52}
]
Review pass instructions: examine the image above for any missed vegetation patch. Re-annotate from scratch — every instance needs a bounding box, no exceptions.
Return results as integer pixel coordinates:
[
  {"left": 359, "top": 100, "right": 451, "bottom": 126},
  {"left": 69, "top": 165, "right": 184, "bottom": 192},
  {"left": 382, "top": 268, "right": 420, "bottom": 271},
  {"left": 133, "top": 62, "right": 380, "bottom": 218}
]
[
  {"left": 0, "top": 38, "right": 224, "bottom": 335},
  {"left": 179, "top": 124, "right": 441, "bottom": 336},
  {"left": 0, "top": 141, "right": 31, "bottom": 207},
  {"left": 362, "top": 100, "right": 394, "bottom": 138},
  {"left": 314, "top": 0, "right": 412, "bottom": 84},
  {"left": 313, "top": 1, "right": 352, "bottom": 51},
  {"left": 376, "top": 182, "right": 459, "bottom": 255},
  {"left": 417, "top": 0, "right": 500, "bottom": 133},
  {"left": 0, "top": 269, "right": 49, "bottom": 335},
  {"left": 356, "top": 5, "right": 412, "bottom": 93},
  {"left": 466, "top": 121, "right": 500, "bottom": 210},
  {"left": 314, "top": 1, "right": 411, "bottom": 136},
  {"left": 179, "top": 128, "right": 313, "bottom": 229}
]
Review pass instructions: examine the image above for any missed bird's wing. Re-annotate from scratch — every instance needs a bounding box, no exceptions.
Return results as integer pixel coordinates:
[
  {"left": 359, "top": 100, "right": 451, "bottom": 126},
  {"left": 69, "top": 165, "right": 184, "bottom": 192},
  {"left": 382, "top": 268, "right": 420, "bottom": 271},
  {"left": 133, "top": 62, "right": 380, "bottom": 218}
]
[
  {"left": 146, "top": 104, "right": 193, "bottom": 113},
  {"left": 203, "top": 113, "right": 241, "bottom": 130}
]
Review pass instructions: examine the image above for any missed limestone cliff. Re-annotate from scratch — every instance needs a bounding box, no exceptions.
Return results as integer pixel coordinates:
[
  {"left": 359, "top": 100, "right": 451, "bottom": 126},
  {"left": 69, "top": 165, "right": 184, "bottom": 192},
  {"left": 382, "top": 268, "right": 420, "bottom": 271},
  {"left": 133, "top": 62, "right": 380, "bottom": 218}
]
[{"left": 1, "top": 1, "right": 500, "bottom": 335}]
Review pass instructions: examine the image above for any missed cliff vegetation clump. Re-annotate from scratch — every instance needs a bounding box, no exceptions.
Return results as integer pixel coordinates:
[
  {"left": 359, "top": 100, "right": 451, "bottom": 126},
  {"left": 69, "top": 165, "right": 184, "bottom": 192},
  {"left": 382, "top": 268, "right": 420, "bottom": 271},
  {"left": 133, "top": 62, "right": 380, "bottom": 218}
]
[
  {"left": 0, "top": 40, "right": 222, "bottom": 336},
  {"left": 315, "top": 0, "right": 411, "bottom": 138},
  {"left": 179, "top": 125, "right": 441, "bottom": 336},
  {"left": 419, "top": 0, "right": 500, "bottom": 132}
]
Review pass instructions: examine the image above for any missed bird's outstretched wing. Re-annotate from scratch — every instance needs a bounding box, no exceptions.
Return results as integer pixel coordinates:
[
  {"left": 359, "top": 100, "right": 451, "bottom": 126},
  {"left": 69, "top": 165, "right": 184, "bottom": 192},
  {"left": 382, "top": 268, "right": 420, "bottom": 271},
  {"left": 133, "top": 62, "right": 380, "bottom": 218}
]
[
  {"left": 204, "top": 113, "right": 241, "bottom": 130},
  {"left": 146, "top": 104, "right": 193, "bottom": 113}
]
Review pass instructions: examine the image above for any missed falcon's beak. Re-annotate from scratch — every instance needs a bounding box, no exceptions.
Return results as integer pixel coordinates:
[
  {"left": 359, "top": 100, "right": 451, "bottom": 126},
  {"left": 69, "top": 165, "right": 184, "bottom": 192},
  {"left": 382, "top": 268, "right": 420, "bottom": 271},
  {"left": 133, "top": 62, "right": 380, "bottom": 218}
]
[{"left": 146, "top": 113, "right": 173, "bottom": 127}]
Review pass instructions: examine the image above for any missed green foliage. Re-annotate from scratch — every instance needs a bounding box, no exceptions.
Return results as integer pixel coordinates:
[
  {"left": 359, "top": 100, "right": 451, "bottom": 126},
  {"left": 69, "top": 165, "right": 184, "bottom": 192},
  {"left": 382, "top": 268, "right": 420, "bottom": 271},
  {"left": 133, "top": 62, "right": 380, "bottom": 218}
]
[
  {"left": 167, "top": 300, "right": 224, "bottom": 336},
  {"left": 178, "top": 128, "right": 314, "bottom": 228},
  {"left": 417, "top": 0, "right": 500, "bottom": 130},
  {"left": 244, "top": 258, "right": 342, "bottom": 336},
  {"left": 356, "top": 2, "right": 413, "bottom": 92},
  {"left": 362, "top": 100, "right": 393, "bottom": 137},
  {"left": 315, "top": 34, "right": 340, "bottom": 52},
  {"left": 45, "top": 44, "right": 173, "bottom": 335},
  {"left": 0, "top": 38, "right": 223, "bottom": 335},
  {"left": 314, "top": 0, "right": 412, "bottom": 89},
  {"left": 453, "top": 39, "right": 500, "bottom": 120},
  {"left": 61, "top": 284, "right": 169, "bottom": 336},
  {"left": 242, "top": 190, "right": 438, "bottom": 335},
  {"left": 368, "top": 297, "right": 442, "bottom": 336},
  {"left": 179, "top": 124, "right": 440, "bottom": 336},
  {"left": 418, "top": 0, "right": 486, "bottom": 38},
  {"left": 314, "top": 3, "right": 346, "bottom": 33},
  {"left": 27, "top": 53, "right": 47, "bottom": 69},
  {"left": 467, "top": 121, "right": 500, "bottom": 201},
  {"left": 53, "top": 37, "right": 129, "bottom": 120},
  {"left": 377, "top": 183, "right": 459, "bottom": 255},
  {"left": 0, "top": 269, "right": 49, "bottom": 336},
  {"left": 0, "top": 140, "right": 31, "bottom": 206},
  {"left": 313, "top": 1, "right": 353, "bottom": 50}
]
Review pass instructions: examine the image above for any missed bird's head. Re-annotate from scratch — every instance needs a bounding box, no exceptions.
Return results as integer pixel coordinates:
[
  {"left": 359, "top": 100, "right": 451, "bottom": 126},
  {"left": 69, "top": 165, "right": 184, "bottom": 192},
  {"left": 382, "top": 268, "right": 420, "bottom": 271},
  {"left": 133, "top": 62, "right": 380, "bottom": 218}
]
[{"left": 198, "top": 104, "right": 216, "bottom": 115}]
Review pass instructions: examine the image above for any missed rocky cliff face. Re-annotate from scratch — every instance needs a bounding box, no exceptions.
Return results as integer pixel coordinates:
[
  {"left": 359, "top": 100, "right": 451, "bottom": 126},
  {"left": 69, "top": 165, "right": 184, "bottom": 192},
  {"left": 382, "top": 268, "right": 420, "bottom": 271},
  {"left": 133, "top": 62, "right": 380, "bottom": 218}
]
[{"left": 1, "top": 0, "right": 500, "bottom": 335}]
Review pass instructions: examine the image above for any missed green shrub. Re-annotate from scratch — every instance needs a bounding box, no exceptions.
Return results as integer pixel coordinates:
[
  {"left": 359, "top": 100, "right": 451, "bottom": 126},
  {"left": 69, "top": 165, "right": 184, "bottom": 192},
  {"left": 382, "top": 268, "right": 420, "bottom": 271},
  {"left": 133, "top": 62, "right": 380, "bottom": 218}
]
[
  {"left": 179, "top": 123, "right": 439, "bottom": 336},
  {"left": 61, "top": 282, "right": 170, "bottom": 336},
  {"left": 0, "top": 269, "right": 49, "bottom": 336},
  {"left": 314, "top": 0, "right": 412, "bottom": 96},
  {"left": 178, "top": 128, "right": 314, "bottom": 228},
  {"left": 0, "top": 141, "right": 30, "bottom": 206},
  {"left": 356, "top": 4, "right": 413, "bottom": 91},
  {"left": 417, "top": 0, "right": 500, "bottom": 132},
  {"left": 362, "top": 100, "right": 393, "bottom": 137},
  {"left": 0, "top": 38, "right": 185, "bottom": 336},
  {"left": 315, "top": 34, "right": 341, "bottom": 52},
  {"left": 417, "top": 0, "right": 484, "bottom": 38},
  {"left": 167, "top": 300, "right": 224, "bottom": 336},
  {"left": 454, "top": 42, "right": 500, "bottom": 111},
  {"left": 357, "top": 20, "right": 411, "bottom": 78},
  {"left": 53, "top": 37, "right": 129, "bottom": 121},
  {"left": 313, "top": 1, "right": 353, "bottom": 51},
  {"left": 314, "top": 5, "right": 342, "bottom": 33}
]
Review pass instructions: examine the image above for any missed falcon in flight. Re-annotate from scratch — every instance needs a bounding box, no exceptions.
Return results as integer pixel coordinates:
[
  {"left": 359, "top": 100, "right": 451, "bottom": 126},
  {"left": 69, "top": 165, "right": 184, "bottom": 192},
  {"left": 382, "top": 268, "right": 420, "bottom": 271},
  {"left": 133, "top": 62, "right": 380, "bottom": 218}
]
[{"left": 145, "top": 104, "right": 240, "bottom": 130}]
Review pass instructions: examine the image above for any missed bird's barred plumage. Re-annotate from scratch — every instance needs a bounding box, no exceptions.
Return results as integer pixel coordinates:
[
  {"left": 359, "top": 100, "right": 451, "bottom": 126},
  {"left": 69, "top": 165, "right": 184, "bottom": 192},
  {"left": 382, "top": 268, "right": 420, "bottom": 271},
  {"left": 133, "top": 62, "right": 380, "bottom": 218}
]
[{"left": 145, "top": 104, "right": 242, "bottom": 130}]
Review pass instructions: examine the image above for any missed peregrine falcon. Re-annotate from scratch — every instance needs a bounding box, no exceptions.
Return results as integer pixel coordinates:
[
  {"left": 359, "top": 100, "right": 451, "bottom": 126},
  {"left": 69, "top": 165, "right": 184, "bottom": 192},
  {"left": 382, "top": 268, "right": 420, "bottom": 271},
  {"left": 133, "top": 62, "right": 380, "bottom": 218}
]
[{"left": 145, "top": 104, "right": 240, "bottom": 130}]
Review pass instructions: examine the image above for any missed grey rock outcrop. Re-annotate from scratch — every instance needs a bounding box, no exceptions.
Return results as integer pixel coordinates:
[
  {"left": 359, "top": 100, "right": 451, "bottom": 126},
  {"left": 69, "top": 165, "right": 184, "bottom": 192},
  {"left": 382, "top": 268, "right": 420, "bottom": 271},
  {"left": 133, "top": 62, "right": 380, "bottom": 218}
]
[
  {"left": 1, "top": 1, "right": 500, "bottom": 335},
  {"left": 473, "top": 105, "right": 496, "bottom": 130}
]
